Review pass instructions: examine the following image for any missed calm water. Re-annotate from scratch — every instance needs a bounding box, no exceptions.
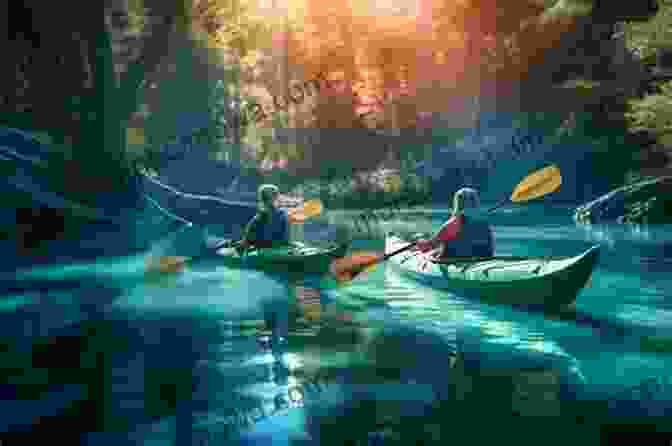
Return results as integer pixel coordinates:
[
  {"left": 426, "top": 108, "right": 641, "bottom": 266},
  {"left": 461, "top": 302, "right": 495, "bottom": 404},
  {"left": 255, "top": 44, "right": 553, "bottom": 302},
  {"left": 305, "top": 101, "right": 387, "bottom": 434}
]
[{"left": 3, "top": 204, "right": 672, "bottom": 444}]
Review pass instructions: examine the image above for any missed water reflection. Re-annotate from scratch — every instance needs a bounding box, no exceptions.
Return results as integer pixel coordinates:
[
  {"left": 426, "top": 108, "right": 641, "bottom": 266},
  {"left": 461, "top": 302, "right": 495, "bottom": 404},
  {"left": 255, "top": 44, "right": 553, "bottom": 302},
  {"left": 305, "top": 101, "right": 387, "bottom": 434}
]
[
  {"left": 577, "top": 222, "right": 672, "bottom": 278},
  {"left": 578, "top": 222, "right": 672, "bottom": 247},
  {"left": 382, "top": 264, "right": 567, "bottom": 359},
  {"left": 186, "top": 278, "right": 369, "bottom": 444}
]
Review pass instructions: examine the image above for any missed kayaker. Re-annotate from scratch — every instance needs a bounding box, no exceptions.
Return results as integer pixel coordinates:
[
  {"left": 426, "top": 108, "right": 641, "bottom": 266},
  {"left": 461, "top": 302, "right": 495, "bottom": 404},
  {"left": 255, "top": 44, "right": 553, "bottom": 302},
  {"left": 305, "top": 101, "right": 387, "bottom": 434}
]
[
  {"left": 414, "top": 187, "right": 494, "bottom": 259},
  {"left": 240, "top": 184, "right": 290, "bottom": 250}
]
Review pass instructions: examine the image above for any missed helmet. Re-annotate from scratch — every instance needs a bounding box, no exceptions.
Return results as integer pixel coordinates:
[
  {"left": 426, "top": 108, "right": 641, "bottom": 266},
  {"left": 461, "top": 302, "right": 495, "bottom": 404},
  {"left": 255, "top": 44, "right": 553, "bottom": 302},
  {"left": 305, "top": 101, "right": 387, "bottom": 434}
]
[{"left": 452, "top": 187, "right": 481, "bottom": 215}]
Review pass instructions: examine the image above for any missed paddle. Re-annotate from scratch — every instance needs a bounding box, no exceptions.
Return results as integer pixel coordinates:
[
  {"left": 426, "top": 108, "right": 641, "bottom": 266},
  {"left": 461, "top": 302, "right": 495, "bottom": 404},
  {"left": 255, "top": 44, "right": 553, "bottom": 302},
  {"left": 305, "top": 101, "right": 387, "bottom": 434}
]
[
  {"left": 203, "top": 198, "right": 324, "bottom": 251},
  {"left": 329, "top": 222, "right": 460, "bottom": 282},
  {"left": 287, "top": 198, "right": 323, "bottom": 224},
  {"left": 330, "top": 165, "right": 563, "bottom": 282},
  {"left": 486, "top": 164, "right": 562, "bottom": 213},
  {"left": 146, "top": 198, "right": 325, "bottom": 273}
]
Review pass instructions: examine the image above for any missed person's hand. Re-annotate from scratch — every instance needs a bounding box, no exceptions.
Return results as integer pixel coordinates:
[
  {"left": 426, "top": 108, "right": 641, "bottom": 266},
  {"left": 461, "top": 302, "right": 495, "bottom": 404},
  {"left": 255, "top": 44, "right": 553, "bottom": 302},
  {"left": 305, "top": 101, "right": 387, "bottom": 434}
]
[
  {"left": 287, "top": 212, "right": 306, "bottom": 224},
  {"left": 415, "top": 239, "right": 435, "bottom": 253}
]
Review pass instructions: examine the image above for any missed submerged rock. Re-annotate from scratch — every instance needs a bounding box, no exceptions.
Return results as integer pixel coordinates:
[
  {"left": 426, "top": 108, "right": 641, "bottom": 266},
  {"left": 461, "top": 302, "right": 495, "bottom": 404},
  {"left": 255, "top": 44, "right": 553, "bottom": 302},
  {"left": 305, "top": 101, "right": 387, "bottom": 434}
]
[{"left": 573, "top": 176, "right": 672, "bottom": 224}]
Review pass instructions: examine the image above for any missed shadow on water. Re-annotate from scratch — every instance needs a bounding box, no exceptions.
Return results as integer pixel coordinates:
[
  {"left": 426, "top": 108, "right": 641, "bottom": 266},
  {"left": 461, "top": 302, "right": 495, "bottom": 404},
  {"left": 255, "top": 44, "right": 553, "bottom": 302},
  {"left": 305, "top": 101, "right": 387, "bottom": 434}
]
[
  {"left": 0, "top": 269, "right": 244, "bottom": 443},
  {"left": 543, "top": 307, "right": 632, "bottom": 338}
]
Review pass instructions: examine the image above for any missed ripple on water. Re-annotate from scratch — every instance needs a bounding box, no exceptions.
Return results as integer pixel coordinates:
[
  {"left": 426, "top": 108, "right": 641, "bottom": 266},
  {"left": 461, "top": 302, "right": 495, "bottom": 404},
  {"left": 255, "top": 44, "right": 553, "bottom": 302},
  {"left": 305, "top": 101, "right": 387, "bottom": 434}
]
[
  {"left": 115, "top": 268, "right": 291, "bottom": 320},
  {"left": 616, "top": 304, "right": 672, "bottom": 331}
]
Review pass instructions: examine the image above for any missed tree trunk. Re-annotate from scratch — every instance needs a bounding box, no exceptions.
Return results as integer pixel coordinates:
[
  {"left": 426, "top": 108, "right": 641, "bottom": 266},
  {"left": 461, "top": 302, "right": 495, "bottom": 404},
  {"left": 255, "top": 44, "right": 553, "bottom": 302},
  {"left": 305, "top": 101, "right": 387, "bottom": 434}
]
[{"left": 82, "top": 5, "right": 129, "bottom": 192}]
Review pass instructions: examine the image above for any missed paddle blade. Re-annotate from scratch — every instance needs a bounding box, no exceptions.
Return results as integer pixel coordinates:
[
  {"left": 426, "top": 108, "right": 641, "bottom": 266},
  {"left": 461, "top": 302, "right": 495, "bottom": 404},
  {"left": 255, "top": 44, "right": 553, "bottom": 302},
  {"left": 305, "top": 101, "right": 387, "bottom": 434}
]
[
  {"left": 302, "top": 199, "right": 323, "bottom": 216},
  {"left": 145, "top": 255, "right": 188, "bottom": 275},
  {"left": 330, "top": 252, "right": 382, "bottom": 282},
  {"left": 510, "top": 164, "right": 562, "bottom": 203},
  {"left": 287, "top": 199, "right": 323, "bottom": 223}
]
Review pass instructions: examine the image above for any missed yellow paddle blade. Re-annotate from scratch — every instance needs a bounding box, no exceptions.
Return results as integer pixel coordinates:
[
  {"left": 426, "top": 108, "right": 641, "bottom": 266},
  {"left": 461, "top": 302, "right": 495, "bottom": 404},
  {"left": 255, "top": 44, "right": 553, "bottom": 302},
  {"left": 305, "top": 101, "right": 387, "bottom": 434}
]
[
  {"left": 301, "top": 199, "right": 323, "bottom": 217},
  {"left": 145, "top": 255, "right": 188, "bottom": 274},
  {"left": 287, "top": 199, "right": 323, "bottom": 223},
  {"left": 510, "top": 164, "right": 562, "bottom": 203}
]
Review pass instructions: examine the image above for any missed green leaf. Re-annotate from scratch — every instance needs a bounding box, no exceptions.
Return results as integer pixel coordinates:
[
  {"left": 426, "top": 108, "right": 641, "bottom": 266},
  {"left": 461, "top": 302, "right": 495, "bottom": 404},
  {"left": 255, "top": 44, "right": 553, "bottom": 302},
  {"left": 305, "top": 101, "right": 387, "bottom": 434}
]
[{"left": 543, "top": 0, "right": 593, "bottom": 18}]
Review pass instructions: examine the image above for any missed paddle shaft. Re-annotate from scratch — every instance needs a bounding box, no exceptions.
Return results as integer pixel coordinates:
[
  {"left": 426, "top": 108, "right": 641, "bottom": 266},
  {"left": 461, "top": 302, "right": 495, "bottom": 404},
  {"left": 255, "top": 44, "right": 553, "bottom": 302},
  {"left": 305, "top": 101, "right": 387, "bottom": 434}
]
[
  {"left": 347, "top": 240, "right": 421, "bottom": 276},
  {"left": 382, "top": 240, "right": 419, "bottom": 261},
  {"left": 486, "top": 197, "right": 510, "bottom": 214}
]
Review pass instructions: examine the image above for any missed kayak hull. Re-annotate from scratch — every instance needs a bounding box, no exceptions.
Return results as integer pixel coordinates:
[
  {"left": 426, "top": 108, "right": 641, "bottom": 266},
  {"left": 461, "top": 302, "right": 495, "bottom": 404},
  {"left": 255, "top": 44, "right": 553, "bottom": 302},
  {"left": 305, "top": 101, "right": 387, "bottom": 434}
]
[
  {"left": 385, "top": 235, "right": 600, "bottom": 309},
  {"left": 210, "top": 240, "right": 349, "bottom": 275}
]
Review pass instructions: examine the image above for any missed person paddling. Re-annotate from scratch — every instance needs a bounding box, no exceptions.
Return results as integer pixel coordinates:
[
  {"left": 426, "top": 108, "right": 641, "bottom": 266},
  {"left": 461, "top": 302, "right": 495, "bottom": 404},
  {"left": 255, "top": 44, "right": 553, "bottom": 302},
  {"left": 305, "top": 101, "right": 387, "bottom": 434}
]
[
  {"left": 240, "top": 184, "right": 290, "bottom": 250},
  {"left": 414, "top": 187, "right": 494, "bottom": 259}
]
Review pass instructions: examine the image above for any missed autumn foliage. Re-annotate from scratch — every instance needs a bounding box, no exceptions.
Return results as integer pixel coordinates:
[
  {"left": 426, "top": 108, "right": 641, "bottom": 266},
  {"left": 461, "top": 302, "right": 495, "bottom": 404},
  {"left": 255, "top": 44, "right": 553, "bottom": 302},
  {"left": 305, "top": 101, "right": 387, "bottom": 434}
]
[
  {"left": 193, "top": 0, "right": 586, "bottom": 178},
  {"left": 279, "top": 0, "right": 582, "bottom": 121}
]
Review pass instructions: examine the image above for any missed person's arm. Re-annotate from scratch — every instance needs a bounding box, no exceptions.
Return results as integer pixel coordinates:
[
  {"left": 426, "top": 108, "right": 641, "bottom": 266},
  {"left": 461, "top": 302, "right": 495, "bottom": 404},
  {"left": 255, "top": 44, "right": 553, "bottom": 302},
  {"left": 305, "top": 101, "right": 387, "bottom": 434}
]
[
  {"left": 280, "top": 209, "right": 290, "bottom": 243},
  {"left": 486, "top": 225, "right": 495, "bottom": 256},
  {"left": 415, "top": 215, "right": 463, "bottom": 253},
  {"left": 432, "top": 214, "right": 463, "bottom": 243},
  {"left": 241, "top": 214, "right": 261, "bottom": 246}
]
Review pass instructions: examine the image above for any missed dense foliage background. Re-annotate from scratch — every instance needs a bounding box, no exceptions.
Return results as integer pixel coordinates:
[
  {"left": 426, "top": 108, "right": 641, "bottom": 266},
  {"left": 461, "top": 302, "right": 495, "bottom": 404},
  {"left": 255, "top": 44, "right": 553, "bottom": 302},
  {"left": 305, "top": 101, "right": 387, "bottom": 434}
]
[{"left": 2, "top": 0, "right": 670, "bottom": 213}]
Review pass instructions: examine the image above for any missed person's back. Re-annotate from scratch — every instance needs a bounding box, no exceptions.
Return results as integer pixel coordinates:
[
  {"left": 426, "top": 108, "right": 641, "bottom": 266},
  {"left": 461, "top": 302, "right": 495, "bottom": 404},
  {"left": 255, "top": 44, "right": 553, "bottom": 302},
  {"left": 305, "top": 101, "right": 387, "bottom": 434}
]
[
  {"left": 415, "top": 187, "right": 494, "bottom": 259},
  {"left": 438, "top": 214, "right": 493, "bottom": 258},
  {"left": 249, "top": 206, "right": 289, "bottom": 245},
  {"left": 242, "top": 184, "right": 289, "bottom": 248}
]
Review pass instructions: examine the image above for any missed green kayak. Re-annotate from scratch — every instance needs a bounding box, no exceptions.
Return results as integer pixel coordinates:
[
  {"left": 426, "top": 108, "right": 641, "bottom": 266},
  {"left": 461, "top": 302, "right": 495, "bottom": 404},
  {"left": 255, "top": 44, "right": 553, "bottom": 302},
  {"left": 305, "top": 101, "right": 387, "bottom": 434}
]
[
  {"left": 210, "top": 240, "right": 349, "bottom": 275},
  {"left": 386, "top": 235, "right": 600, "bottom": 309}
]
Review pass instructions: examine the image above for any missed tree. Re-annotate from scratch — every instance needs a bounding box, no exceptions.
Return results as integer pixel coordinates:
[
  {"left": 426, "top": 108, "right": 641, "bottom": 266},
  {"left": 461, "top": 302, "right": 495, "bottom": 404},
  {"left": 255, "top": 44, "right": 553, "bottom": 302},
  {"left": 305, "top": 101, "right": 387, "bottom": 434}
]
[
  {"left": 1, "top": 0, "right": 202, "bottom": 205},
  {"left": 622, "top": 0, "right": 672, "bottom": 170},
  {"left": 0, "top": 0, "right": 278, "bottom": 203},
  {"left": 627, "top": 80, "right": 672, "bottom": 147}
]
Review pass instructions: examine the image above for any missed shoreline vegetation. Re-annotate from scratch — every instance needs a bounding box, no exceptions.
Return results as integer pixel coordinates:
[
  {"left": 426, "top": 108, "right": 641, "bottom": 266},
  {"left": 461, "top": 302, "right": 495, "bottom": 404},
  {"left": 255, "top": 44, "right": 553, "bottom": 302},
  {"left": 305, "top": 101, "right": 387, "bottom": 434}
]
[
  {"left": 323, "top": 193, "right": 435, "bottom": 239},
  {"left": 349, "top": 194, "right": 433, "bottom": 235},
  {"left": 288, "top": 122, "right": 546, "bottom": 237}
]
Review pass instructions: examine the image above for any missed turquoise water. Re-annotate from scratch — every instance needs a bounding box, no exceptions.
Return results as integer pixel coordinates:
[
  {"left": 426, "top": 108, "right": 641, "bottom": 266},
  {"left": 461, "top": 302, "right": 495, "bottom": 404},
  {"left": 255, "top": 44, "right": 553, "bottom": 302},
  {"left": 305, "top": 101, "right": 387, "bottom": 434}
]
[{"left": 3, "top": 204, "right": 672, "bottom": 444}]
